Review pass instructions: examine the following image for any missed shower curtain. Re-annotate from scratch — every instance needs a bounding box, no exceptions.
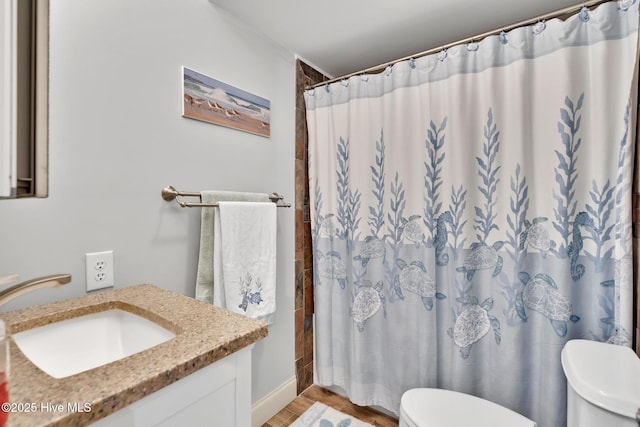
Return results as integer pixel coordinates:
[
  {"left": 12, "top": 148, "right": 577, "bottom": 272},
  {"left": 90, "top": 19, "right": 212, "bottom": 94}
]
[{"left": 304, "top": 2, "right": 639, "bottom": 427}]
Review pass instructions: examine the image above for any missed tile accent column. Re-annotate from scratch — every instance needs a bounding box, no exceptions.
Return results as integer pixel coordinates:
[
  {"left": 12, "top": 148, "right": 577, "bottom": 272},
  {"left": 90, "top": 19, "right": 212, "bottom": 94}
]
[{"left": 295, "top": 59, "right": 328, "bottom": 394}]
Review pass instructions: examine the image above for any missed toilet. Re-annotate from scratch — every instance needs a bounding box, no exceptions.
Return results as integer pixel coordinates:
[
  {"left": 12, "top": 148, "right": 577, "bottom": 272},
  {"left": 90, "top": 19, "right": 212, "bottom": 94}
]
[
  {"left": 399, "top": 388, "right": 536, "bottom": 427},
  {"left": 561, "top": 339, "right": 640, "bottom": 427}
]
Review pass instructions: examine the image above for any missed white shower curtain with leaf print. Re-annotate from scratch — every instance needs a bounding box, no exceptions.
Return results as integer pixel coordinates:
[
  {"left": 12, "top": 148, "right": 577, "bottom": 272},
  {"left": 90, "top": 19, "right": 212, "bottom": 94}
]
[{"left": 304, "top": 2, "right": 638, "bottom": 427}]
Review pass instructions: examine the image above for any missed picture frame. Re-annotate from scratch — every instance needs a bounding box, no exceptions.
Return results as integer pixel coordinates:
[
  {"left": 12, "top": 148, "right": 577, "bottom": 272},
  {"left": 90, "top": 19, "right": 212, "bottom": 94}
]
[{"left": 182, "top": 66, "right": 270, "bottom": 138}]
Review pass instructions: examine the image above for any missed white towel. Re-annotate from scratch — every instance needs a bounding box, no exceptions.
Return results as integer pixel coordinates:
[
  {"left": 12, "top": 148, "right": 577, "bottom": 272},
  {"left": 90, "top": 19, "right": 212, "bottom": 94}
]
[
  {"left": 195, "top": 191, "right": 269, "bottom": 304},
  {"left": 216, "top": 201, "right": 277, "bottom": 324}
]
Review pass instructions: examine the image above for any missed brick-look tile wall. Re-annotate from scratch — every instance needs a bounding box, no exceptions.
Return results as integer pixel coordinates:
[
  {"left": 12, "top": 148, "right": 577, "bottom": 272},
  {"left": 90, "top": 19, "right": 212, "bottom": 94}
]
[{"left": 295, "top": 59, "right": 328, "bottom": 394}]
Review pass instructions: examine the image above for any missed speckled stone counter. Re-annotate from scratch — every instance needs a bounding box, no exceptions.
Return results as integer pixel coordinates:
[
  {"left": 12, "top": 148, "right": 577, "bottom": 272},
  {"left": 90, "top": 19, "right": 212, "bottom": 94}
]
[{"left": 0, "top": 284, "right": 268, "bottom": 426}]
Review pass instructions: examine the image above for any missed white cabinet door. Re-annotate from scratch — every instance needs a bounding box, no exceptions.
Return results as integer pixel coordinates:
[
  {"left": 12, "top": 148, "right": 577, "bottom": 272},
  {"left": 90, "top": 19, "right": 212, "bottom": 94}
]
[{"left": 93, "top": 345, "right": 253, "bottom": 427}]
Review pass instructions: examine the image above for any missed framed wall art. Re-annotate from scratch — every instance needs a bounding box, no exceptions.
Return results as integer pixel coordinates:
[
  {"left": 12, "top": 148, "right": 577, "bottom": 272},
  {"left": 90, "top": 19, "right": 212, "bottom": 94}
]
[{"left": 182, "top": 66, "right": 270, "bottom": 138}]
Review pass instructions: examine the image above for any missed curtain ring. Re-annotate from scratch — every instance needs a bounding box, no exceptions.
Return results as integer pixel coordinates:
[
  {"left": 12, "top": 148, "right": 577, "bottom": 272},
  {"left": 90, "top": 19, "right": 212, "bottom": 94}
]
[
  {"left": 408, "top": 58, "right": 416, "bottom": 69},
  {"left": 579, "top": 6, "right": 590, "bottom": 22},
  {"left": 533, "top": 20, "right": 546, "bottom": 35},
  {"left": 437, "top": 49, "right": 448, "bottom": 62},
  {"left": 499, "top": 31, "right": 508, "bottom": 45},
  {"left": 619, "top": 0, "right": 636, "bottom": 11},
  {"left": 467, "top": 41, "right": 479, "bottom": 51}
]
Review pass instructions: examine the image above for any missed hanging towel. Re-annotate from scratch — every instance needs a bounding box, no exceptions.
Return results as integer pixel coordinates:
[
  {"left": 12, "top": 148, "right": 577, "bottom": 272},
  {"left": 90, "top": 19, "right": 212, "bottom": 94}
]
[
  {"left": 195, "top": 191, "right": 269, "bottom": 304},
  {"left": 216, "top": 201, "right": 277, "bottom": 324}
]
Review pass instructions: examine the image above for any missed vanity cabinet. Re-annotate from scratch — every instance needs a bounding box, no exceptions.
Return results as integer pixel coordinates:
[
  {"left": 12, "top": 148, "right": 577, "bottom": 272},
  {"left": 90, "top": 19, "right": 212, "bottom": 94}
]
[
  {"left": 92, "top": 345, "right": 253, "bottom": 427},
  {"left": 2, "top": 285, "right": 267, "bottom": 427}
]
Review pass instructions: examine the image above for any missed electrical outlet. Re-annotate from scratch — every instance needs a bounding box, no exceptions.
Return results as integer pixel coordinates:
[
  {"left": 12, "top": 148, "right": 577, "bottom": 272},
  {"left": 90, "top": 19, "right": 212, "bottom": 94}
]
[{"left": 85, "top": 251, "right": 114, "bottom": 291}]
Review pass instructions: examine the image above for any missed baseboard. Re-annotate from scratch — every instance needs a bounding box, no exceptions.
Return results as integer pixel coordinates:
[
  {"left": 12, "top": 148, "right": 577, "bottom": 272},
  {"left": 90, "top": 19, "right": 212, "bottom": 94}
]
[{"left": 251, "top": 376, "right": 297, "bottom": 427}]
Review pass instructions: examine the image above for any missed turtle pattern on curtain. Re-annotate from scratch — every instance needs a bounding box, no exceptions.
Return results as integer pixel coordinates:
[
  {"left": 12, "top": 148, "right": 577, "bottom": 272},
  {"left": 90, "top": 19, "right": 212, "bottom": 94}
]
[{"left": 304, "top": 2, "right": 639, "bottom": 427}]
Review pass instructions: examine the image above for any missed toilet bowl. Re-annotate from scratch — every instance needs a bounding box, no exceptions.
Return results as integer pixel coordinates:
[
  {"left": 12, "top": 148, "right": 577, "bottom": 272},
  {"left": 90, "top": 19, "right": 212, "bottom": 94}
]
[
  {"left": 561, "top": 339, "right": 640, "bottom": 427},
  {"left": 399, "top": 388, "right": 536, "bottom": 427}
]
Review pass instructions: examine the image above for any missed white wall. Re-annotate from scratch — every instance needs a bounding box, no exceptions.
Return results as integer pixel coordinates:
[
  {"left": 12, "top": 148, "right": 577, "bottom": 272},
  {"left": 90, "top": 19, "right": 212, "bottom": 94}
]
[{"left": 0, "top": 0, "right": 295, "bottom": 405}]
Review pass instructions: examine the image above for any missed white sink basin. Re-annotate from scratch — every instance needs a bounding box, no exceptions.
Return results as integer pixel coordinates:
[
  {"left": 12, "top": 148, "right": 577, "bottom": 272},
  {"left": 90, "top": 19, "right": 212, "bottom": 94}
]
[{"left": 12, "top": 309, "right": 176, "bottom": 378}]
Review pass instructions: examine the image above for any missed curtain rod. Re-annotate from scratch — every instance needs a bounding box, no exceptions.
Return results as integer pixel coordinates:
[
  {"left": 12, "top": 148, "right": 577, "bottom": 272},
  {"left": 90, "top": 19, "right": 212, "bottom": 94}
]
[{"left": 307, "top": 0, "right": 612, "bottom": 90}]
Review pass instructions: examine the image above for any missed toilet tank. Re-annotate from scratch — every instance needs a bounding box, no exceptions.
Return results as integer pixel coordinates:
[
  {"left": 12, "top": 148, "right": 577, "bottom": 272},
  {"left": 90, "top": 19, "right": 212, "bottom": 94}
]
[{"left": 561, "top": 339, "right": 640, "bottom": 427}]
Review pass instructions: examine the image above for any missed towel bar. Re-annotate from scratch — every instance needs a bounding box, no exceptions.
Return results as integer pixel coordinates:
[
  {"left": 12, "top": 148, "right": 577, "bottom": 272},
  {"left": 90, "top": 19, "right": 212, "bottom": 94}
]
[{"left": 161, "top": 185, "right": 291, "bottom": 208}]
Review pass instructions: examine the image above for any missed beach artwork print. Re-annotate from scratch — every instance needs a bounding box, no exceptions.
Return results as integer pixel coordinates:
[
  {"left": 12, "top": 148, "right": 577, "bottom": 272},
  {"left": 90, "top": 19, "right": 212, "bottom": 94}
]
[{"left": 182, "top": 67, "right": 270, "bottom": 138}]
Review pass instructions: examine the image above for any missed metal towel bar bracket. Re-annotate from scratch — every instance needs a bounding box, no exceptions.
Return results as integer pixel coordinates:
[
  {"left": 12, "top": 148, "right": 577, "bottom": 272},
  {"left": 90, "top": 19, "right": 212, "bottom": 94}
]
[{"left": 161, "top": 185, "right": 291, "bottom": 208}]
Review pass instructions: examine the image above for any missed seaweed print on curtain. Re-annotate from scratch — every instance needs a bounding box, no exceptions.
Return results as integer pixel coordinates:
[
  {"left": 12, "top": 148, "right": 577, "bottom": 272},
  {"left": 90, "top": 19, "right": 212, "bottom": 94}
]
[{"left": 304, "top": 2, "right": 639, "bottom": 427}]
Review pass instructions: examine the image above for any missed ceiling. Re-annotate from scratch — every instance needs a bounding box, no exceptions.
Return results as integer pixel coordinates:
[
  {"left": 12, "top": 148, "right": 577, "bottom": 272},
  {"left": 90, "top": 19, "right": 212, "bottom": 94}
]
[{"left": 210, "top": 0, "right": 586, "bottom": 78}]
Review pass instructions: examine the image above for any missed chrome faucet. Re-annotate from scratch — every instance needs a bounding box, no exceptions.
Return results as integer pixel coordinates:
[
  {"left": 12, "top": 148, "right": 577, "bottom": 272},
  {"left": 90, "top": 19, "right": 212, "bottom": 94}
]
[{"left": 0, "top": 274, "right": 71, "bottom": 307}]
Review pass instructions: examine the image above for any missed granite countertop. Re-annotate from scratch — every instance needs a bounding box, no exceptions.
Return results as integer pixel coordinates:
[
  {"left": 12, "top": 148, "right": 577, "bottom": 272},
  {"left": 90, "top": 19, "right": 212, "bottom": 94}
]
[{"left": 0, "top": 284, "right": 268, "bottom": 427}]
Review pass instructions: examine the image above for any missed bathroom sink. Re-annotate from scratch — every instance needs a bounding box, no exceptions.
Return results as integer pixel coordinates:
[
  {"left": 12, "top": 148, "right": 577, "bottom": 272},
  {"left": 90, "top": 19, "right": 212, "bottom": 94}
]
[{"left": 12, "top": 309, "right": 176, "bottom": 378}]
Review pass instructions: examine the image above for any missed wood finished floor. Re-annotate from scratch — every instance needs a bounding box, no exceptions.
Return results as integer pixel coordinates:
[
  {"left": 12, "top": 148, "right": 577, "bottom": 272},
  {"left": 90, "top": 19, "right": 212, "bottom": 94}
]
[{"left": 262, "top": 385, "right": 399, "bottom": 427}]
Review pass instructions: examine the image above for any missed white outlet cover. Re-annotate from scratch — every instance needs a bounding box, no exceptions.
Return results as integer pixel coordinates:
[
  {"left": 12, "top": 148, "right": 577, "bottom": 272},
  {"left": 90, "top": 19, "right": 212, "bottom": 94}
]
[{"left": 85, "top": 251, "right": 114, "bottom": 292}]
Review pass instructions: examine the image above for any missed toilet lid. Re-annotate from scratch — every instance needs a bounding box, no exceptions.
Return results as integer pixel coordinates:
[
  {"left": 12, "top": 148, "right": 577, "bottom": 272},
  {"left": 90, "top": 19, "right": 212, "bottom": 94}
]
[
  {"left": 400, "top": 388, "right": 535, "bottom": 427},
  {"left": 561, "top": 339, "right": 640, "bottom": 419}
]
